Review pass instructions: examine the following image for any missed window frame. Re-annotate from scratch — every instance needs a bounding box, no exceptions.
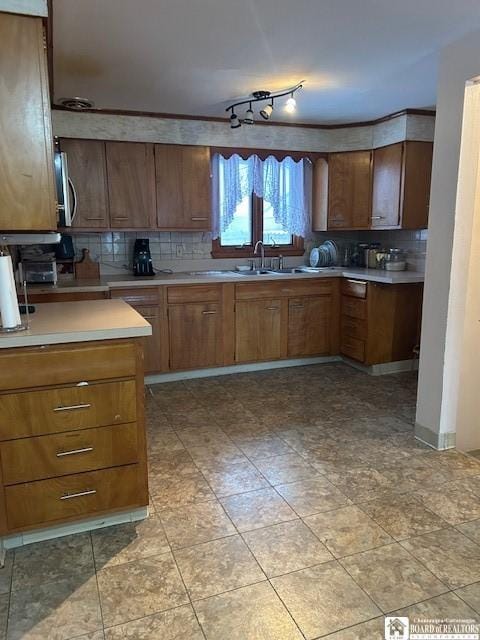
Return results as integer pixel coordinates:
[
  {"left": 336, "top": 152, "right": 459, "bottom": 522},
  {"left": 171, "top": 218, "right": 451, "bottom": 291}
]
[{"left": 210, "top": 147, "right": 323, "bottom": 259}]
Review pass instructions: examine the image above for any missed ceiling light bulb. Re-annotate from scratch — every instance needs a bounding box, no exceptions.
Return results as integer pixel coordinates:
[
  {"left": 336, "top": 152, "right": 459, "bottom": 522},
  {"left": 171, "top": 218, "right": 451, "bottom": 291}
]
[
  {"left": 285, "top": 95, "right": 296, "bottom": 113},
  {"left": 230, "top": 112, "right": 241, "bottom": 129},
  {"left": 243, "top": 105, "right": 254, "bottom": 125},
  {"left": 260, "top": 103, "right": 273, "bottom": 120}
]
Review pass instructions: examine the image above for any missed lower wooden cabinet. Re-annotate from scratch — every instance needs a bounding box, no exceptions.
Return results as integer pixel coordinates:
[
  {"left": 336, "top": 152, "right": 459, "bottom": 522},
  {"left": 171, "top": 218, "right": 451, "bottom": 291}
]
[
  {"left": 288, "top": 296, "right": 331, "bottom": 357},
  {"left": 168, "top": 302, "right": 224, "bottom": 370},
  {"left": 235, "top": 299, "right": 283, "bottom": 363},
  {"left": 135, "top": 305, "right": 162, "bottom": 375}
]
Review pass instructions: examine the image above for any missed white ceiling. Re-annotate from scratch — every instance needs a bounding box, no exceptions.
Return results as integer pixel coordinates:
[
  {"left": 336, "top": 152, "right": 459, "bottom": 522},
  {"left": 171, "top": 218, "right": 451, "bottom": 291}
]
[{"left": 52, "top": 0, "right": 480, "bottom": 125}]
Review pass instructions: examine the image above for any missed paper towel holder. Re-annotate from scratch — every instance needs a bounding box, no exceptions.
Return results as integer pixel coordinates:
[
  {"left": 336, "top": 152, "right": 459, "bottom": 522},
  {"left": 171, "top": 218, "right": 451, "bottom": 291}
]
[{"left": 0, "top": 280, "right": 28, "bottom": 334}]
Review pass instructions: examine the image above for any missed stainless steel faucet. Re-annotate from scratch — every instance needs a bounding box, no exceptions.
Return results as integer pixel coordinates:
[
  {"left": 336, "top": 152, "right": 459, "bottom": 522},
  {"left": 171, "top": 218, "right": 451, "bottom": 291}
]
[{"left": 254, "top": 240, "right": 265, "bottom": 269}]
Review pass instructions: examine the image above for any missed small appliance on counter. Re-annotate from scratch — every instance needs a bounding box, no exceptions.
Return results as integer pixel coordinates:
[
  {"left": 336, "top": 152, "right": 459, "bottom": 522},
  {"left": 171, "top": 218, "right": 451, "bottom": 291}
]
[
  {"left": 18, "top": 257, "right": 57, "bottom": 284},
  {"left": 133, "top": 239, "right": 155, "bottom": 276}
]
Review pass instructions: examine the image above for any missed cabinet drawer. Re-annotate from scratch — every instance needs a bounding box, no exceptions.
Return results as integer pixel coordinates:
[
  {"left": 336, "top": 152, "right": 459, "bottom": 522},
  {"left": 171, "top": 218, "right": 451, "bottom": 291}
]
[
  {"left": 340, "top": 316, "right": 367, "bottom": 341},
  {"left": 5, "top": 464, "right": 145, "bottom": 531},
  {"left": 340, "top": 336, "right": 365, "bottom": 362},
  {"left": 0, "top": 340, "right": 137, "bottom": 391},
  {"left": 341, "top": 279, "right": 367, "bottom": 299},
  {"left": 1, "top": 423, "right": 138, "bottom": 485},
  {"left": 0, "top": 380, "right": 136, "bottom": 440},
  {"left": 341, "top": 296, "right": 367, "bottom": 320},
  {"left": 110, "top": 287, "right": 160, "bottom": 306},
  {"left": 235, "top": 279, "right": 334, "bottom": 300},
  {"left": 167, "top": 284, "right": 222, "bottom": 304}
]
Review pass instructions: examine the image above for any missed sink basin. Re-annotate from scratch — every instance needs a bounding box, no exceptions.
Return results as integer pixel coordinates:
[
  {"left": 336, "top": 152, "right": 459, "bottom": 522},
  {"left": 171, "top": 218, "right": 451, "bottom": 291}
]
[
  {"left": 268, "top": 268, "right": 304, "bottom": 274},
  {"left": 237, "top": 269, "right": 273, "bottom": 276}
]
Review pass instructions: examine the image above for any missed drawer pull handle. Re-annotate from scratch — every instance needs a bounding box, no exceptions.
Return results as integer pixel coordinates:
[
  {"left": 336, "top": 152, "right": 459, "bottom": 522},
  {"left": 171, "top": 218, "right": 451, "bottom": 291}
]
[
  {"left": 371, "top": 216, "right": 386, "bottom": 220},
  {"left": 54, "top": 403, "right": 91, "bottom": 412},
  {"left": 60, "top": 489, "right": 96, "bottom": 501},
  {"left": 191, "top": 216, "right": 208, "bottom": 221},
  {"left": 202, "top": 310, "right": 217, "bottom": 315},
  {"left": 141, "top": 315, "right": 158, "bottom": 320},
  {"left": 56, "top": 446, "right": 94, "bottom": 458},
  {"left": 266, "top": 306, "right": 280, "bottom": 311},
  {"left": 290, "top": 304, "right": 304, "bottom": 309}
]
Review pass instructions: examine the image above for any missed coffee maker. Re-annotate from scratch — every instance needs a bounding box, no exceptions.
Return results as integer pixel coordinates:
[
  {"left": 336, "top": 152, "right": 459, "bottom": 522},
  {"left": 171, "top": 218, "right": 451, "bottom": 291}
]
[{"left": 133, "top": 239, "right": 155, "bottom": 277}]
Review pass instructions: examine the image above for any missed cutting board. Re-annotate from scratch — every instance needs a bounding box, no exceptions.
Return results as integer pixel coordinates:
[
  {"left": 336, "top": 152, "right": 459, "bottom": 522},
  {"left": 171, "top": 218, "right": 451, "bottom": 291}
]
[{"left": 75, "top": 248, "right": 100, "bottom": 280}]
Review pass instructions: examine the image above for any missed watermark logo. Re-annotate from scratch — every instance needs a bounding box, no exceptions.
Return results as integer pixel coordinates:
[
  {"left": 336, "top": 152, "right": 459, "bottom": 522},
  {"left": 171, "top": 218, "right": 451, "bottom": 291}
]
[{"left": 385, "top": 617, "right": 409, "bottom": 640}]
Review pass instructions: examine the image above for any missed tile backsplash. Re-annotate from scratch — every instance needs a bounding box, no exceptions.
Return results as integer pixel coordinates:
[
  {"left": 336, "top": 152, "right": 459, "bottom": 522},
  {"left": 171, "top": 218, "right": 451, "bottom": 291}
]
[{"left": 71, "top": 229, "right": 427, "bottom": 275}]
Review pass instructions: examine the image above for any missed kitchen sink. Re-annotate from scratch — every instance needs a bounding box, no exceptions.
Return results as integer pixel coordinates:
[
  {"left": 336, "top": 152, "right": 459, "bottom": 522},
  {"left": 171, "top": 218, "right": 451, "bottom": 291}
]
[
  {"left": 268, "top": 268, "right": 304, "bottom": 274},
  {"left": 236, "top": 269, "right": 273, "bottom": 276}
]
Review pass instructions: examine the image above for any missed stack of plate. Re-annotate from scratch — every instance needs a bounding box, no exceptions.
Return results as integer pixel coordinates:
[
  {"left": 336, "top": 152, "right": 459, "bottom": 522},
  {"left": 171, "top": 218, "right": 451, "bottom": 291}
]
[{"left": 309, "top": 240, "right": 338, "bottom": 268}]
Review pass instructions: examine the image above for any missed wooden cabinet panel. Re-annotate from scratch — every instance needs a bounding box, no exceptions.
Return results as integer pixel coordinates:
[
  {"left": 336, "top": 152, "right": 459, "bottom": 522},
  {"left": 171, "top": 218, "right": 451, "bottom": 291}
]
[
  {"left": 0, "top": 380, "right": 137, "bottom": 440},
  {"left": 106, "top": 142, "right": 156, "bottom": 228},
  {"left": 341, "top": 279, "right": 367, "bottom": 299},
  {"left": 5, "top": 464, "right": 144, "bottom": 531},
  {"left": 288, "top": 297, "right": 331, "bottom": 357},
  {"left": 402, "top": 141, "right": 433, "bottom": 229},
  {"left": 168, "top": 303, "right": 223, "bottom": 370},
  {"left": 235, "top": 299, "right": 282, "bottom": 363},
  {"left": 1, "top": 423, "right": 138, "bottom": 485},
  {"left": 110, "top": 287, "right": 160, "bottom": 306},
  {"left": 0, "top": 340, "right": 137, "bottom": 391},
  {"left": 341, "top": 296, "right": 367, "bottom": 320},
  {"left": 0, "top": 13, "right": 56, "bottom": 230},
  {"left": 340, "top": 316, "right": 367, "bottom": 341},
  {"left": 135, "top": 305, "right": 162, "bottom": 375},
  {"left": 167, "top": 284, "right": 221, "bottom": 304},
  {"left": 20, "top": 291, "right": 109, "bottom": 304},
  {"left": 60, "top": 139, "right": 109, "bottom": 228},
  {"left": 371, "top": 143, "right": 403, "bottom": 228},
  {"left": 327, "top": 151, "right": 372, "bottom": 229},
  {"left": 155, "top": 144, "right": 211, "bottom": 230},
  {"left": 340, "top": 335, "right": 365, "bottom": 362},
  {"left": 235, "top": 279, "right": 334, "bottom": 300}
]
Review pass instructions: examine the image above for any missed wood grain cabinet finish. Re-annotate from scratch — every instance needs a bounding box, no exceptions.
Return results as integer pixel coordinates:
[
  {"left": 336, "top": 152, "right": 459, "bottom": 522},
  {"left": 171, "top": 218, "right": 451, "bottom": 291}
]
[
  {"left": 106, "top": 142, "right": 156, "bottom": 228},
  {"left": 0, "top": 13, "right": 56, "bottom": 230},
  {"left": 168, "top": 302, "right": 223, "bottom": 370},
  {"left": 235, "top": 299, "right": 283, "bottom": 363},
  {"left": 327, "top": 151, "right": 372, "bottom": 230},
  {"left": 0, "top": 339, "right": 148, "bottom": 536},
  {"left": 288, "top": 296, "right": 331, "bottom": 357},
  {"left": 155, "top": 144, "right": 211, "bottom": 230},
  {"left": 372, "top": 141, "right": 433, "bottom": 229},
  {"left": 60, "top": 139, "right": 109, "bottom": 228}
]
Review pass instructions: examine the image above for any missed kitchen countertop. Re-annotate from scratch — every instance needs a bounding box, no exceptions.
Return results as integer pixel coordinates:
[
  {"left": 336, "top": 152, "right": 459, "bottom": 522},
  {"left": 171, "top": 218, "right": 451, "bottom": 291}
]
[
  {"left": 23, "top": 267, "right": 425, "bottom": 294},
  {"left": 0, "top": 299, "right": 152, "bottom": 348}
]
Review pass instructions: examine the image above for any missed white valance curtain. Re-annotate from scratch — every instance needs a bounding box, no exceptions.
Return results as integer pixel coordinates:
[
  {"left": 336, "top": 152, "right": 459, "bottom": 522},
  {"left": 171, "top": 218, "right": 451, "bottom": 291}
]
[{"left": 212, "top": 153, "right": 312, "bottom": 239}]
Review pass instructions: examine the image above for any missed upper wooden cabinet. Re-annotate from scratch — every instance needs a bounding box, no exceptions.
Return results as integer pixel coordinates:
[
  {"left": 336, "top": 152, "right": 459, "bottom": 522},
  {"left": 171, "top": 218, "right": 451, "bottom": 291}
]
[
  {"left": 327, "top": 151, "right": 372, "bottom": 230},
  {"left": 155, "top": 144, "right": 211, "bottom": 230},
  {"left": 371, "top": 141, "right": 433, "bottom": 229},
  {"left": 0, "top": 13, "right": 56, "bottom": 231},
  {"left": 60, "top": 139, "right": 109, "bottom": 229},
  {"left": 106, "top": 142, "right": 156, "bottom": 228}
]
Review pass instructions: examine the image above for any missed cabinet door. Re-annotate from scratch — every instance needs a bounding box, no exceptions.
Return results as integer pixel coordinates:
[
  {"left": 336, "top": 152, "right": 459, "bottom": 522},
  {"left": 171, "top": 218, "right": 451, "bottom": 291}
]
[
  {"left": 402, "top": 141, "right": 433, "bottom": 229},
  {"left": 0, "top": 13, "right": 56, "bottom": 230},
  {"left": 288, "top": 296, "right": 331, "bottom": 357},
  {"left": 168, "top": 303, "right": 222, "bottom": 370},
  {"left": 328, "top": 151, "right": 371, "bottom": 229},
  {"left": 155, "top": 144, "right": 211, "bottom": 230},
  {"left": 135, "top": 305, "right": 162, "bottom": 375},
  {"left": 235, "top": 299, "right": 282, "bottom": 363},
  {"left": 371, "top": 143, "right": 403, "bottom": 228},
  {"left": 106, "top": 142, "right": 156, "bottom": 228},
  {"left": 61, "top": 139, "right": 109, "bottom": 228}
]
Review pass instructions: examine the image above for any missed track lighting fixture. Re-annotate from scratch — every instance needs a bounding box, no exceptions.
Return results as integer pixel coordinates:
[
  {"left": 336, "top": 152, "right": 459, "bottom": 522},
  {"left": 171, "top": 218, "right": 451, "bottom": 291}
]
[{"left": 226, "top": 81, "right": 303, "bottom": 129}]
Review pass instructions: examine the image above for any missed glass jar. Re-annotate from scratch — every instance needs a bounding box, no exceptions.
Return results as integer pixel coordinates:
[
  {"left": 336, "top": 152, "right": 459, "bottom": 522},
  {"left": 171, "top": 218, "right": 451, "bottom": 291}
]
[{"left": 385, "top": 248, "right": 407, "bottom": 271}]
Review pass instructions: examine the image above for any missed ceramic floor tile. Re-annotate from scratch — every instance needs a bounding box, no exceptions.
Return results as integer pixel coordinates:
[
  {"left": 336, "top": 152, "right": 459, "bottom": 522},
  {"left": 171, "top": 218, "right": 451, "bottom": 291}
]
[
  {"left": 393, "top": 591, "right": 480, "bottom": 621},
  {"left": 201, "top": 460, "right": 269, "bottom": 497},
  {"left": 7, "top": 574, "right": 102, "bottom": 640},
  {"left": 147, "top": 431, "right": 185, "bottom": 456},
  {"left": 221, "top": 488, "right": 297, "bottom": 532},
  {"left": 324, "top": 467, "right": 395, "bottom": 502},
  {"left": 97, "top": 552, "right": 188, "bottom": 627},
  {"left": 275, "top": 477, "right": 351, "bottom": 517},
  {"left": 0, "top": 553, "right": 12, "bottom": 595},
  {"left": 360, "top": 494, "right": 448, "bottom": 540},
  {"left": 425, "top": 451, "right": 480, "bottom": 481},
  {"left": 12, "top": 533, "right": 95, "bottom": 590},
  {"left": 413, "top": 483, "right": 480, "bottom": 525},
  {"left": 271, "top": 561, "right": 381, "bottom": 639},
  {"left": 193, "top": 581, "right": 303, "bottom": 640},
  {"left": 457, "top": 519, "right": 480, "bottom": 544},
  {"left": 304, "top": 505, "right": 393, "bottom": 558},
  {"left": 0, "top": 595, "right": 7, "bottom": 640},
  {"left": 188, "top": 443, "right": 247, "bottom": 469},
  {"left": 91, "top": 515, "right": 170, "bottom": 569},
  {"left": 252, "top": 453, "right": 320, "bottom": 486},
  {"left": 104, "top": 605, "right": 204, "bottom": 639},
  {"left": 160, "top": 500, "right": 236, "bottom": 549},
  {"left": 174, "top": 534, "right": 265, "bottom": 600},
  {"left": 235, "top": 435, "right": 294, "bottom": 459},
  {"left": 340, "top": 543, "right": 447, "bottom": 613},
  {"left": 243, "top": 520, "right": 333, "bottom": 577},
  {"left": 455, "top": 582, "right": 480, "bottom": 614},
  {"left": 401, "top": 528, "right": 480, "bottom": 590},
  {"left": 76, "top": 633, "right": 105, "bottom": 640},
  {"left": 149, "top": 469, "right": 216, "bottom": 509},
  {"left": 177, "top": 426, "right": 232, "bottom": 448},
  {"left": 321, "top": 617, "right": 384, "bottom": 639}
]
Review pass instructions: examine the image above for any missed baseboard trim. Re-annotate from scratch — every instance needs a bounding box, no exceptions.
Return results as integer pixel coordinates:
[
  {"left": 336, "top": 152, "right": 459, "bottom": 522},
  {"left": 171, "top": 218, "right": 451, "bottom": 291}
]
[
  {"left": 414, "top": 422, "right": 456, "bottom": 450},
  {"left": 340, "top": 357, "right": 419, "bottom": 376},
  {"left": 145, "top": 355, "right": 340, "bottom": 384},
  {"left": 2, "top": 507, "right": 149, "bottom": 550}
]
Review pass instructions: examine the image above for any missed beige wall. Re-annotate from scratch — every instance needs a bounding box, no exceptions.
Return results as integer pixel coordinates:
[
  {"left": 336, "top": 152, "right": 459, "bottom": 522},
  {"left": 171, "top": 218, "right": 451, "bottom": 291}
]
[{"left": 416, "top": 29, "right": 480, "bottom": 448}]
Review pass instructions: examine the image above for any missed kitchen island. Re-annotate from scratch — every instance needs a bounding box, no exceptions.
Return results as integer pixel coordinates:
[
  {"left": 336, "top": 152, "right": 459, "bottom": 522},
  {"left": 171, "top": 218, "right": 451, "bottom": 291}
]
[{"left": 0, "top": 299, "right": 152, "bottom": 549}]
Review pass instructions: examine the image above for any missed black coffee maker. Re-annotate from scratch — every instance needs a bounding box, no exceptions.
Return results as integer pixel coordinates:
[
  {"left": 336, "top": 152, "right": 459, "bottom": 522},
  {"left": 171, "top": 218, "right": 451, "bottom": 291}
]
[{"left": 133, "top": 239, "right": 155, "bottom": 277}]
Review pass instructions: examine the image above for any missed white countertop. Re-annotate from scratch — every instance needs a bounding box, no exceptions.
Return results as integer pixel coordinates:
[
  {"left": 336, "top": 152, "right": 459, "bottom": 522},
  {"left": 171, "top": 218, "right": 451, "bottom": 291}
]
[
  {"left": 0, "top": 299, "right": 152, "bottom": 349},
  {"left": 24, "top": 267, "right": 424, "bottom": 294}
]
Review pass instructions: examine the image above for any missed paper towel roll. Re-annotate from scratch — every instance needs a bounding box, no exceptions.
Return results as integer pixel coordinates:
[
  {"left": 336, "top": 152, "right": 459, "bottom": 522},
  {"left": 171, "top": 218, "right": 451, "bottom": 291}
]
[{"left": 0, "top": 254, "right": 21, "bottom": 329}]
